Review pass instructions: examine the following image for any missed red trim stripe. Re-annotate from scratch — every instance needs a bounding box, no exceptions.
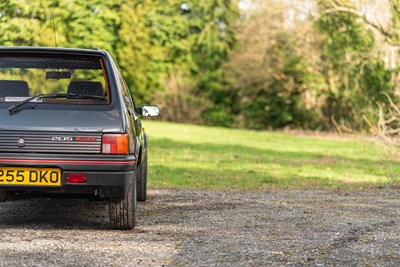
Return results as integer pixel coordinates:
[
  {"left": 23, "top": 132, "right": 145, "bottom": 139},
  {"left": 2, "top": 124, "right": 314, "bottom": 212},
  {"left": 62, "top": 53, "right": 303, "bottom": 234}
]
[{"left": 0, "top": 158, "right": 135, "bottom": 165}]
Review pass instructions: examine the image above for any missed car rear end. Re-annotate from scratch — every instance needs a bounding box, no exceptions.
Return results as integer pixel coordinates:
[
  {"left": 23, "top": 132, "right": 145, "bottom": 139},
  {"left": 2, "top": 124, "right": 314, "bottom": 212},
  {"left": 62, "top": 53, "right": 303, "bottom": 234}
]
[{"left": 0, "top": 47, "right": 138, "bottom": 229}]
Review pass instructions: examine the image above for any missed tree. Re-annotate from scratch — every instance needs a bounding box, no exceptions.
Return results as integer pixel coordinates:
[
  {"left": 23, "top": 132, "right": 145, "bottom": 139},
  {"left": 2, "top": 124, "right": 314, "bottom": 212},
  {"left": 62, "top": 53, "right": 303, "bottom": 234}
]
[
  {"left": 117, "top": 0, "right": 239, "bottom": 124},
  {"left": 224, "top": 1, "right": 327, "bottom": 129},
  {"left": 315, "top": 0, "right": 396, "bottom": 130}
]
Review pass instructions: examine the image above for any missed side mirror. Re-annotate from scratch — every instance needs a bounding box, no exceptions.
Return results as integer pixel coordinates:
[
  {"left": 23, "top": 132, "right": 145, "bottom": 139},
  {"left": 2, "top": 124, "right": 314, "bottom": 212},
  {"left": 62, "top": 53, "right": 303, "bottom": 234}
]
[{"left": 137, "top": 105, "right": 160, "bottom": 117}]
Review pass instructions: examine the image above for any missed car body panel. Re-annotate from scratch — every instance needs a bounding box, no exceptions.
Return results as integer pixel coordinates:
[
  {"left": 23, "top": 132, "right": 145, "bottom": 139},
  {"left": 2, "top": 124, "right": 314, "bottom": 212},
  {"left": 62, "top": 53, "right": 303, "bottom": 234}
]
[{"left": 0, "top": 108, "right": 123, "bottom": 132}]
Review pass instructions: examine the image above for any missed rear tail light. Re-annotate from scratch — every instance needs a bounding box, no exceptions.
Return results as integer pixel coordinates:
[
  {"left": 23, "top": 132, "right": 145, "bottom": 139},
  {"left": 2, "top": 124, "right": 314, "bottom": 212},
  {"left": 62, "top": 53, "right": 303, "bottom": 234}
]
[
  {"left": 66, "top": 173, "right": 87, "bottom": 184},
  {"left": 101, "top": 134, "right": 129, "bottom": 154}
]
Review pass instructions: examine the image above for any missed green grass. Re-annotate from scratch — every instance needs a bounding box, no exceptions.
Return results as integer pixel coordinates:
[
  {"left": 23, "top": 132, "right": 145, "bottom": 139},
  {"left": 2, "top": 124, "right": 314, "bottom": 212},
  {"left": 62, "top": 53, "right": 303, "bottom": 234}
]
[{"left": 143, "top": 120, "right": 400, "bottom": 190}]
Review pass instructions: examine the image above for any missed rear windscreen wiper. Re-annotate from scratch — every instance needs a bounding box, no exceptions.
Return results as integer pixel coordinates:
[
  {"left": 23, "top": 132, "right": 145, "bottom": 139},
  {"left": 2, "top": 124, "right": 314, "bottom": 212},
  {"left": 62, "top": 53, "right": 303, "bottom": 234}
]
[{"left": 8, "top": 93, "right": 107, "bottom": 115}]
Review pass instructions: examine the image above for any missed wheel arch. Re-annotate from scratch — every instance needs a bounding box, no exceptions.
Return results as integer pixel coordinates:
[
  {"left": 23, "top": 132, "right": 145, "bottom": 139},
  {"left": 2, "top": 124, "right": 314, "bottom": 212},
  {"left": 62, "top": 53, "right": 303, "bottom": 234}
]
[{"left": 135, "top": 133, "right": 148, "bottom": 167}]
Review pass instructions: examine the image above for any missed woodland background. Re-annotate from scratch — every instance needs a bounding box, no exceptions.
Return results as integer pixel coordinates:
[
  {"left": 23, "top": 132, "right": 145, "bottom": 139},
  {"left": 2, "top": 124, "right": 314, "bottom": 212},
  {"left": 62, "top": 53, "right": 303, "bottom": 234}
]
[{"left": 1, "top": 0, "right": 400, "bottom": 133}]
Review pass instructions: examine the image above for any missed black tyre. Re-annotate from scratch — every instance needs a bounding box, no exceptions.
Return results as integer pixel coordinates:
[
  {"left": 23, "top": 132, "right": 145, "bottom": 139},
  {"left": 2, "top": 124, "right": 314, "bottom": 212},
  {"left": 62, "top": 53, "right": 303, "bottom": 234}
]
[
  {"left": 109, "top": 174, "right": 137, "bottom": 230},
  {"left": 137, "top": 153, "right": 147, "bottom": 202}
]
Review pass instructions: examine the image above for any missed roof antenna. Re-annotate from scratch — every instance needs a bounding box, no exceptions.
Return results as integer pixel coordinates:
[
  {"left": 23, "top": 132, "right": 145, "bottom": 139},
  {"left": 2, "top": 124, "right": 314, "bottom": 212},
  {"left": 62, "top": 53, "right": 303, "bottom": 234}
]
[{"left": 52, "top": 18, "right": 58, "bottom": 47}]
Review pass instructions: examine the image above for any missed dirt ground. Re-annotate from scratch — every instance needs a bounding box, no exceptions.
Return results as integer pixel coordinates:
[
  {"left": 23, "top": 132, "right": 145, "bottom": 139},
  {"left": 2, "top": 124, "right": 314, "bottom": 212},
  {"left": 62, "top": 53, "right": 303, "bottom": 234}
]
[{"left": 0, "top": 189, "right": 399, "bottom": 266}]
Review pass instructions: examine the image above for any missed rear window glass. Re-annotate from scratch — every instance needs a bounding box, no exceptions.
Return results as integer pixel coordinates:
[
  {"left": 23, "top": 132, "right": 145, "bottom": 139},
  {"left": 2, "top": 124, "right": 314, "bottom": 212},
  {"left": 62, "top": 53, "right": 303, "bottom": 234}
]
[{"left": 0, "top": 55, "right": 109, "bottom": 104}]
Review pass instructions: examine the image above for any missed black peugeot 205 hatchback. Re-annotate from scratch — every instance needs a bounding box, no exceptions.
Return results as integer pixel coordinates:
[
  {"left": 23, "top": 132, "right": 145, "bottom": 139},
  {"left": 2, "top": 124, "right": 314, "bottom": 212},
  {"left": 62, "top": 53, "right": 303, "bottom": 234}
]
[{"left": 0, "top": 47, "right": 159, "bottom": 230}]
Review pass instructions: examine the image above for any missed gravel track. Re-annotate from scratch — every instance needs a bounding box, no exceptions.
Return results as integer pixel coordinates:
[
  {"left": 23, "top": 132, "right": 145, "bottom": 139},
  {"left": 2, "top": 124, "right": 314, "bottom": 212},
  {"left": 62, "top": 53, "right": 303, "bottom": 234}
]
[{"left": 0, "top": 189, "right": 399, "bottom": 266}]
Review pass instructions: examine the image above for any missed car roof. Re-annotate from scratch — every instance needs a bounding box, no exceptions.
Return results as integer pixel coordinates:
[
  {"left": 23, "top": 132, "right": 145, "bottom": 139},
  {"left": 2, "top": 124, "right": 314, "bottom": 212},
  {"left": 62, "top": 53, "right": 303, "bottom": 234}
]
[{"left": 0, "top": 46, "right": 108, "bottom": 57}]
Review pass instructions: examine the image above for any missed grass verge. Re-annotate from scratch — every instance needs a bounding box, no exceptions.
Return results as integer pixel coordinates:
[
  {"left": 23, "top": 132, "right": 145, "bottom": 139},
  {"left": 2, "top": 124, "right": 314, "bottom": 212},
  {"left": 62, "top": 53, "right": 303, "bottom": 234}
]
[{"left": 144, "top": 120, "right": 400, "bottom": 190}]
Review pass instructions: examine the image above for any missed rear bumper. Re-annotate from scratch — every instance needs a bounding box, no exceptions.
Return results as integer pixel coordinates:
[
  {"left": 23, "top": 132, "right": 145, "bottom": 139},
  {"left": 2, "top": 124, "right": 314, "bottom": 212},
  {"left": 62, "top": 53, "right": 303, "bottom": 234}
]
[{"left": 0, "top": 154, "right": 137, "bottom": 198}]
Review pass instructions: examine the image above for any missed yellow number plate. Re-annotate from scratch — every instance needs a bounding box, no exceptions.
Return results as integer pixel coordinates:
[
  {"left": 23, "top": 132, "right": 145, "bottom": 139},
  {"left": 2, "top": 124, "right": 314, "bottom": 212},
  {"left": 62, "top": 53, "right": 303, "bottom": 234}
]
[{"left": 0, "top": 167, "right": 61, "bottom": 186}]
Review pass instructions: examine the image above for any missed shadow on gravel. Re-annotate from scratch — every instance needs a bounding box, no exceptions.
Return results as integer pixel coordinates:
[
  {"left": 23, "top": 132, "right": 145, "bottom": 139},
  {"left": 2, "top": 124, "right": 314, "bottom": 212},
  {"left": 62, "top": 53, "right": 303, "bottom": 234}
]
[{"left": 0, "top": 197, "right": 110, "bottom": 230}]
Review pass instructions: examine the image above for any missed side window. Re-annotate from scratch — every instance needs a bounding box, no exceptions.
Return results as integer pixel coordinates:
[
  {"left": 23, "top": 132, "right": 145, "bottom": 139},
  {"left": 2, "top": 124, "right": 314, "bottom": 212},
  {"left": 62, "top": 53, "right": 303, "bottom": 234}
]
[{"left": 118, "top": 70, "right": 136, "bottom": 110}]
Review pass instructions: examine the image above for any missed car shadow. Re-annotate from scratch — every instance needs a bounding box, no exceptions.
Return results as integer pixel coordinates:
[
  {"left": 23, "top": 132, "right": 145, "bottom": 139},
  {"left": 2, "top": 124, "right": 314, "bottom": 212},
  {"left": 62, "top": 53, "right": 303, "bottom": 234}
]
[{"left": 0, "top": 197, "right": 111, "bottom": 230}]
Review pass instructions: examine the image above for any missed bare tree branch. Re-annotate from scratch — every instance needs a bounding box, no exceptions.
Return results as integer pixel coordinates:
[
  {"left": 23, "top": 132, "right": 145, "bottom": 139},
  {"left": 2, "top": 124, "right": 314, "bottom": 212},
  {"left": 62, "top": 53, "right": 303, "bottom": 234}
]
[{"left": 316, "top": 5, "right": 400, "bottom": 46}]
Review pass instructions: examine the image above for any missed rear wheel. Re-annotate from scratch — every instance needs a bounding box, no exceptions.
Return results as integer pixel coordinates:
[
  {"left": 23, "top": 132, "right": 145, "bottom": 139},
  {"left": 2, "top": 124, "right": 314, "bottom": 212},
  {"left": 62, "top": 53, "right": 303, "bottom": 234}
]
[
  {"left": 109, "top": 174, "right": 137, "bottom": 230},
  {"left": 137, "top": 153, "right": 147, "bottom": 202}
]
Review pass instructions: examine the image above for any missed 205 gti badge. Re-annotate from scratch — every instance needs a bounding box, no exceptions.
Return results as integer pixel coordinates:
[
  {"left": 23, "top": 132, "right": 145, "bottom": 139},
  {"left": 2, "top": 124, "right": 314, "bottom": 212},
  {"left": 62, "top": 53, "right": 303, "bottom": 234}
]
[{"left": 51, "top": 136, "right": 97, "bottom": 142}]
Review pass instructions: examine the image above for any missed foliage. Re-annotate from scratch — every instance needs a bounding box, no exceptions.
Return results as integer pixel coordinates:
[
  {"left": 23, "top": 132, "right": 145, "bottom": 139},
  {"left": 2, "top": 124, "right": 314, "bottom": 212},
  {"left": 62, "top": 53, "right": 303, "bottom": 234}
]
[
  {"left": 316, "top": 0, "right": 395, "bottom": 130},
  {"left": 117, "top": 0, "right": 239, "bottom": 119},
  {"left": 227, "top": 28, "right": 326, "bottom": 129},
  {"left": 0, "top": 0, "right": 121, "bottom": 50},
  {"left": 220, "top": 0, "right": 397, "bottom": 131}
]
